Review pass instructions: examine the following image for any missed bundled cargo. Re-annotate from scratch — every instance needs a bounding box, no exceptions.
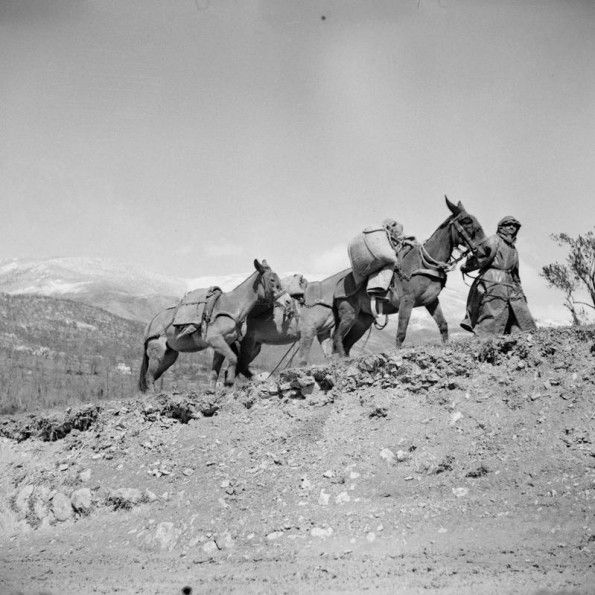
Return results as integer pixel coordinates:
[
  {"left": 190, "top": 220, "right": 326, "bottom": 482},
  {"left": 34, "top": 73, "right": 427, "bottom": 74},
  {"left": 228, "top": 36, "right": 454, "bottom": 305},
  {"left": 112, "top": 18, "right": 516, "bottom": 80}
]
[{"left": 348, "top": 227, "right": 397, "bottom": 285}]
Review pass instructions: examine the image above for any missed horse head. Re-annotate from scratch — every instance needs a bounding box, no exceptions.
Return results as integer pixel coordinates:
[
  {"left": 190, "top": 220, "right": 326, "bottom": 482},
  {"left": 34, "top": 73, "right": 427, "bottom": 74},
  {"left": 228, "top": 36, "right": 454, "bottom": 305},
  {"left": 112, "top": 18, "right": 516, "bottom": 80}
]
[
  {"left": 253, "top": 259, "right": 291, "bottom": 308},
  {"left": 445, "top": 196, "right": 486, "bottom": 253}
]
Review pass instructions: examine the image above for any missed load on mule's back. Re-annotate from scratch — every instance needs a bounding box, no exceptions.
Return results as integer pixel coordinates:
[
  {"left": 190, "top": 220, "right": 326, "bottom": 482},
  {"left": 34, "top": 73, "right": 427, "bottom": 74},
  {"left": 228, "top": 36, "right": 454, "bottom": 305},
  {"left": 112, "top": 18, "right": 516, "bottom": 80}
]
[
  {"left": 138, "top": 259, "right": 289, "bottom": 392},
  {"left": 348, "top": 218, "right": 415, "bottom": 316}
]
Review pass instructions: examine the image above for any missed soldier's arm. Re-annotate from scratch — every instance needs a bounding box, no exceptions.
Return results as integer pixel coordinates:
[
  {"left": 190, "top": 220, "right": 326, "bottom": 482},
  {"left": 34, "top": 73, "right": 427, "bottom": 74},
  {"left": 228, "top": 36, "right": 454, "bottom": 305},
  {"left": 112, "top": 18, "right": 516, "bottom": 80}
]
[{"left": 461, "top": 237, "right": 498, "bottom": 273}]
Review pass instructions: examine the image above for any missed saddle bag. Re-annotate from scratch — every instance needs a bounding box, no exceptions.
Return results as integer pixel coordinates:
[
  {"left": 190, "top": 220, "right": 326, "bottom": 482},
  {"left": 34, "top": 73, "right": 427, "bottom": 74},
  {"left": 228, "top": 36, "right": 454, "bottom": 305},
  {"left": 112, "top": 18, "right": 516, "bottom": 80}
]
[
  {"left": 348, "top": 227, "right": 398, "bottom": 285},
  {"left": 173, "top": 286, "right": 222, "bottom": 329}
]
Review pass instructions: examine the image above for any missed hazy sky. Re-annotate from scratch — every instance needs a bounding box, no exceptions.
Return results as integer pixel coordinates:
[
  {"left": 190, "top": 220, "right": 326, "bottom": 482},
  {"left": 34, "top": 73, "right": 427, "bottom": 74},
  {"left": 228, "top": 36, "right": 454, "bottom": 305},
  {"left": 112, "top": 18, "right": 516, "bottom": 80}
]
[{"left": 1, "top": 0, "right": 594, "bottom": 322}]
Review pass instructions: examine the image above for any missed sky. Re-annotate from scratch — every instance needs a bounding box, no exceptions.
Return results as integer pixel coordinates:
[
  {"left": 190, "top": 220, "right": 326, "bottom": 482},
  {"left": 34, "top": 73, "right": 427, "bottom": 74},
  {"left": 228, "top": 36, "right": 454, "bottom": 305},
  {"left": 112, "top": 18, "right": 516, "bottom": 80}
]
[{"left": 1, "top": 0, "right": 594, "bottom": 324}]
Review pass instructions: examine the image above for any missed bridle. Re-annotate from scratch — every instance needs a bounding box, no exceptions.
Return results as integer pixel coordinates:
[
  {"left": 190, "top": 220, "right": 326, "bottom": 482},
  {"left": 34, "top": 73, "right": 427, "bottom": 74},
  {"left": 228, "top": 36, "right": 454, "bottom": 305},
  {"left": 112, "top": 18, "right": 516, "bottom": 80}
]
[{"left": 419, "top": 212, "right": 483, "bottom": 273}]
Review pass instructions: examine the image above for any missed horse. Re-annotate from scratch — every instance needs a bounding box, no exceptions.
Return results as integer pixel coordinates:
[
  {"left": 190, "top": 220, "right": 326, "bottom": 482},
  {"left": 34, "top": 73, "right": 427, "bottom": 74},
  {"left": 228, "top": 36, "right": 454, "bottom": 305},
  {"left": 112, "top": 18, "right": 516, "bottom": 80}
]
[
  {"left": 236, "top": 273, "right": 378, "bottom": 377},
  {"left": 332, "top": 197, "right": 486, "bottom": 353},
  {"left": 138, "top": 259, "right": 288, "bottom": 392}
]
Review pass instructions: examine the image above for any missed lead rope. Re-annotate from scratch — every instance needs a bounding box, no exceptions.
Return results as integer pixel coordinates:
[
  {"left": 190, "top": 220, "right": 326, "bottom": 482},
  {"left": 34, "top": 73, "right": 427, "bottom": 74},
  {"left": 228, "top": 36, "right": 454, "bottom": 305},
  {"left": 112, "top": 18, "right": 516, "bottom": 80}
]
[{"left": 267, "top": 340, "right": 299, "bottom": 379}]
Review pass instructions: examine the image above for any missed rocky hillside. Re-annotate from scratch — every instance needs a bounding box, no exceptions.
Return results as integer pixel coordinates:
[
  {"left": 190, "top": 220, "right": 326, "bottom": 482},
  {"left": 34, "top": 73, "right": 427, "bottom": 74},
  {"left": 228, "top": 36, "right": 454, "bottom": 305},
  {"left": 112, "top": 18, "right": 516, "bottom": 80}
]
[
  {"left": 0, "top": 293, "right": 210, "bottom": 414},
  {"left": 0, "top": 327, "right": 593, "bottom": 593}
]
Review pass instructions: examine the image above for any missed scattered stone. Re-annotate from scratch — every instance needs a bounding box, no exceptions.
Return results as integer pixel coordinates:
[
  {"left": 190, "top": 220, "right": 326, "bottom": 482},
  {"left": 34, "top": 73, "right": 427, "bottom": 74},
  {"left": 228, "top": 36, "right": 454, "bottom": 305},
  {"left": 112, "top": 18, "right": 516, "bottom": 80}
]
[
  {"left": 79, "top": 469, "right": 92, "bottom": 482},
  {"left": 395, "top": 450, "right": 408, "bottom": 462},
  {"left": 70, "top": 488, "right": 92, "bottom": 514},
  {"left": 107, "top": 488, "right": 144, "bottom": 510},
  {"left": 14, "top": 485, "right": 34, "bottom": 518},
  {"left": 450, "top": 411, "right": 463, "bottom": 425},
  {"left": 318, "top": 490, "right": 330, "bottom": 506},
  {"left": 323, "top": 470, "right": 335, "bottom": 478},
  {"left": 202, "top": 540, "right": 218, "bottom": 555},
  {"left": 300, "top": 476, "right": 313, "bottom": 491},
  {"left": 335, "top": 491, "right": 350, "bottom": 504},
  {"left": 182, "top": 468, "right": 194, "bottom": 476},
  {"left": 311, "top": 527, "right": 333, "bottom": 538},
  {"left": 379, "top": 448, "right": 395, "bottom": 464},
  {"left": 466, "top": 465, "right": 489, "bottom": 478},
  {"left": 452, "top": 487, "right": 469, "bottom": 498},
  {"left": 154, "top": 522, "right": 181, "bottom": 551},
  {"left": 51, "top": 492, "right": 73, "bottom": 522},
  {"left": 366, "top": 532, "right": 376, "bottom": 543},
  {"left": 144, "top": 489, "right": 158, "bottom": 502},
  {"left": 266, "top": 531, "right": 284, "bottom": 541},
  {"left": 214, "top": 531, "right": 234, "bottom": 550}
]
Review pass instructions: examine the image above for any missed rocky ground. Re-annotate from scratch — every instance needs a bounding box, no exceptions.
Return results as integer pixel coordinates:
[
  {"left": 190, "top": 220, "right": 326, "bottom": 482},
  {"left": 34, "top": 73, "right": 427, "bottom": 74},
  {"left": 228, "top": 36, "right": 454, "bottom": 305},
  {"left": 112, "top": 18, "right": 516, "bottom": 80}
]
[{"left": 0, "top": 327, "right": 594, "bottom": 594}]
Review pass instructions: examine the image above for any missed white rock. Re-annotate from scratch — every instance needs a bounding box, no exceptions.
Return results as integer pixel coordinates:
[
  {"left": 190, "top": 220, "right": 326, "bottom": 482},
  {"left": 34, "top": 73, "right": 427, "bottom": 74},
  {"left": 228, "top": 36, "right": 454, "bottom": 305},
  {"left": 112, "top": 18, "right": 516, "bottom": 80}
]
[
  {"left": 202, "top": 540, "right": 218, "bottom": 555},
  {"left": 310, "top": 527, "right": 333, "bottom": 538},
  {"left": 335, "top": 491, "right": 351, "bottom": 505},
  {"left": 266, "top": 531, "right": 284, "bottom": 541},
  {"left": 450, "top": 411, "right": 463, "bottom": 425},
  {"left": 300, "top": 476, "right": 313, "bottom": 491},
  {"left": 214, "top": 531, "right": 234, "bottom": 550},
  {"left": 366, "top": 532, "right": 376, "bottom": 542},
  {"left": 154, "top": 522, "right": 181, "bottom": 551},
  {"left": 318, "top": 490, "right": 330, "bottom": 506},
  {"left": 70, "top": 488, "right": 92, "bottom": 514},
  {"left": 51, "top": 492, "right": 73, "bottom": 522},
  {"left": 452, "top": 487, "right": 469, "bottom": 498},
  {"left": 379, "top": 448, "right": 395, "bottom": 464},
  {"left": 395, "top": 450, "right": 408, "bottom": 462},
  {"left": 14, "top": 485, "right": 34, "bottom": 518}
]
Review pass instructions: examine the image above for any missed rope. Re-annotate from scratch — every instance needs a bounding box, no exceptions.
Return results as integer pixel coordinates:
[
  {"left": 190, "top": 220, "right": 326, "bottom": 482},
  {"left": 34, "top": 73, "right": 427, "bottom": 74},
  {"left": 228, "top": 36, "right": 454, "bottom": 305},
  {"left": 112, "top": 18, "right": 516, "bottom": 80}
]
[{"left": 267, "top": 341, "right": 299, "bottom": 379}]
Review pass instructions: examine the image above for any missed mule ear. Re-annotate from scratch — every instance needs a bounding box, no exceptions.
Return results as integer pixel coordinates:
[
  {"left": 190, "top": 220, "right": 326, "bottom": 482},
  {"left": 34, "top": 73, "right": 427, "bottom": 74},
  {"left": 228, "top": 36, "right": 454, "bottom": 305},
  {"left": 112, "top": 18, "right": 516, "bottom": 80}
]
[
  {"left": 445, "top": 195, "right": 461, "bottom": 215},
  {"left": 261, "top": 259, "right": 269, "bottom": 268},
  {"left": 457, "top": 200, "right": 466, "bottom": 212},
  {"left": 254, "top": 259, "right": 265, "bottom": 274}
]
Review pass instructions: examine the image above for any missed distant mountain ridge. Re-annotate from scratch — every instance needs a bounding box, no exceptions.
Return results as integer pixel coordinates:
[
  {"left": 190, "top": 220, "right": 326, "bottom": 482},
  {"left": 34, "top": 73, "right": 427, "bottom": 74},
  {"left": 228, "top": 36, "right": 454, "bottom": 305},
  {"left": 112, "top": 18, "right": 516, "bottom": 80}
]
[{"left": 0, "top": 257, "right": 470, "bottom": 342}]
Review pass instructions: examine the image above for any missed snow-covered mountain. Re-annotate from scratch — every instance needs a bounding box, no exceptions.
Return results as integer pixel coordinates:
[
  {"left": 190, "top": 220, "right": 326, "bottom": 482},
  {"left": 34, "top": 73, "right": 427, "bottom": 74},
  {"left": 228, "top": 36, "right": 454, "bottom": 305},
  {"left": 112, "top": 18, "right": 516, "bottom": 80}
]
[{"left": 0, "top": 258, "right": 189, "bottom": 323}]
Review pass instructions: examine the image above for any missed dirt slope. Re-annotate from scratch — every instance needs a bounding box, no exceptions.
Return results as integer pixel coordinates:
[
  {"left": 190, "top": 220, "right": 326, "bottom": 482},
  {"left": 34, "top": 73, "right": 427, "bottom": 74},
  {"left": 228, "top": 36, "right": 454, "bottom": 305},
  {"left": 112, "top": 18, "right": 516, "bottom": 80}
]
[{"left": 0, "top": 327, "right": 594, "bottom": 594}]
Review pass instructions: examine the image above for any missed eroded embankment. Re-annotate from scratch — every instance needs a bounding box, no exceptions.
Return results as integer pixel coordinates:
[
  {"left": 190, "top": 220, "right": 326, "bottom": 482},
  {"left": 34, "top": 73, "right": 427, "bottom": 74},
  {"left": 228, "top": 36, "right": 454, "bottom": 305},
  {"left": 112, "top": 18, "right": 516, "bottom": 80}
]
[{"left": 0, "top": 327, "right": 593, "bottom": 593}]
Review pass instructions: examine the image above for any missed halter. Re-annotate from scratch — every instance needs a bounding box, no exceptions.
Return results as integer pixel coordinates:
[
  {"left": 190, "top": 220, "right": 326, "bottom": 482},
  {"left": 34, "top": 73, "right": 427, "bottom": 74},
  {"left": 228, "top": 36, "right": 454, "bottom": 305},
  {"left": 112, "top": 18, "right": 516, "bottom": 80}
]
[{"left": 418, "top": 212, "right": 482, "bottom": 274}]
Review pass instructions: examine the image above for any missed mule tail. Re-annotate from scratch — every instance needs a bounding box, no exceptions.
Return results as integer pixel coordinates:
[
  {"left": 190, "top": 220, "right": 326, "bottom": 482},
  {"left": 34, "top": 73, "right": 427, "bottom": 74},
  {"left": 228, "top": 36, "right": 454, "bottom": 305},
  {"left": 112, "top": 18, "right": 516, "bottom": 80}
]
[{"left": 138, "top": 343, "right": 149, "bottom": 392}]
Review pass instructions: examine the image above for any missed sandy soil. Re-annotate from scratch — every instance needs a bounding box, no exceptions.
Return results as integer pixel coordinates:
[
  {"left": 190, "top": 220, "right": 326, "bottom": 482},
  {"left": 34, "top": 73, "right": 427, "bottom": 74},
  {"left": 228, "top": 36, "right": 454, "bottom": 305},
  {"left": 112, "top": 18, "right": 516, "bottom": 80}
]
[{"left": 0, "top": 328, "right": 593, "bottom": 594}]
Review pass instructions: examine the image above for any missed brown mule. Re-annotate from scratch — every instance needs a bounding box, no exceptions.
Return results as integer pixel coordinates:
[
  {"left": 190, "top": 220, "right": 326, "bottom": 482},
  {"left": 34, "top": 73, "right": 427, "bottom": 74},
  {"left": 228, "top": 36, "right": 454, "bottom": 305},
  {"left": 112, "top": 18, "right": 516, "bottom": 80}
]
[
  {"left": 333, "top": 197, "right": 487, "bottom": 353},
  {"left": 138, "top": 259, "right": 289, "bottom": 392}
]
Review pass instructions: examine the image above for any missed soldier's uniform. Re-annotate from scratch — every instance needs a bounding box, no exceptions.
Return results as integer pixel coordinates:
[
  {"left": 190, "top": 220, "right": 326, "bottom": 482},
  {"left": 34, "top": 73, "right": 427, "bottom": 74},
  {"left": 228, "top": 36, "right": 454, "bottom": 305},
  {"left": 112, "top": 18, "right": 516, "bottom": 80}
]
[{"left": 461, "top": 216, "right": 536, "bottom": 337}]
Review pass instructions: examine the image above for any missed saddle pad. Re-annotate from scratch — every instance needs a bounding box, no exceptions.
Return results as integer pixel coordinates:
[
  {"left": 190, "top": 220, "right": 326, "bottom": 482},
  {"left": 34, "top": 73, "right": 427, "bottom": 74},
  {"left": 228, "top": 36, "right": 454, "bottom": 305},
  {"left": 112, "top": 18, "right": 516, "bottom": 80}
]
[
  {"left": 333, "top": 271, "right": 362, "bottom": 300},
  {"left": 303, "top": 281, "right": 326, "bottom": 307},
  {"left": 173, "top": 288, "right": 210, "bottom": 327}
]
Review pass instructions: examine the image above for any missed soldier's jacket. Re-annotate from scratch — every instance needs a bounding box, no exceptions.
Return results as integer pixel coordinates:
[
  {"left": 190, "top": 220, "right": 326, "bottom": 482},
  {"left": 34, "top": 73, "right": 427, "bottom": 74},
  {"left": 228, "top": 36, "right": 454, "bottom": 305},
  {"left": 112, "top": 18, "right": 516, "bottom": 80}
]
[{"left": 461, "top": 234, "right": 535, "bottom": 335}]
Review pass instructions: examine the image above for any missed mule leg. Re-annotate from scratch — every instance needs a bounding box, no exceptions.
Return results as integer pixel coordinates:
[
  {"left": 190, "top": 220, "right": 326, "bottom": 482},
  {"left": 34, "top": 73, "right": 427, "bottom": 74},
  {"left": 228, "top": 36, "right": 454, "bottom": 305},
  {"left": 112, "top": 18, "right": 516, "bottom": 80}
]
[
  {"left": 237, "top": 335, "right": 261, "bottom": 379},
  {"left": 333, "top": 299, "right": 357, "bottom": 357},
  {"left": 317, "top": 330, "right": 332, "bottom": 359},
  {"left": 146, "top": 337, "right": 178, "bottom": 391},
  {"left": 344, "top": 313, "right": 375, "bottom": 355},
  {"left": 207, "top": 334, "right": 239, "bottom": 387},
  {"left": 297, "top": 323, "right": 316, "bottom": 366},
  {"left": 210, "top": 351, "right": 226, "bottom": 390},
  {"left": 395, "top": 297, "right": 414, "bottom": 348},
  {"left": 426, "top": 299, "right": 449, "bottom": 344}
]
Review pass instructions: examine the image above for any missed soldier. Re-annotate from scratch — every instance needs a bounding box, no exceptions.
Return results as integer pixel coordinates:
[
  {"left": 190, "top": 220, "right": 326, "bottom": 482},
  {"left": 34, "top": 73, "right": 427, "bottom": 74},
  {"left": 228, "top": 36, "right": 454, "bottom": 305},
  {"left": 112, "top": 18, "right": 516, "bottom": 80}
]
[{"left": 460, "top": 216, "right": 536, "bottom": 336}]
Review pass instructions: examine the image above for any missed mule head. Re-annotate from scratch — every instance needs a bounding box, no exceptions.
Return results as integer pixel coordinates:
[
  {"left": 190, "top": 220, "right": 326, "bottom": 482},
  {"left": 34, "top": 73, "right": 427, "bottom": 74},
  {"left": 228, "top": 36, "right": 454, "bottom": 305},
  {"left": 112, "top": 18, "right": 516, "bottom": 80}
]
[
  {"left": 281, "top": 273, "right": 308, "bottom": 298},
  {"left": 444, "top": 196, "right": 486, "bottom": 252},
  {"left": 254, "top": 259, "right": 288, "bottom": 306}
]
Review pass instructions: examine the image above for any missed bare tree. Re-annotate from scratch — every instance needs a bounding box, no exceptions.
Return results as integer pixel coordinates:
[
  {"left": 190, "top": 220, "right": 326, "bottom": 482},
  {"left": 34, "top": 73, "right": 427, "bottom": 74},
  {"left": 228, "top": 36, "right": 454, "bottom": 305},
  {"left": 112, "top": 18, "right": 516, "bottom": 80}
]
[{"left": 541, "top": 230, "right": 595, "bottom": 325}]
